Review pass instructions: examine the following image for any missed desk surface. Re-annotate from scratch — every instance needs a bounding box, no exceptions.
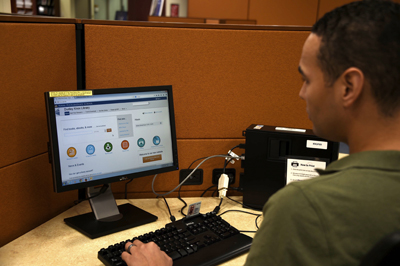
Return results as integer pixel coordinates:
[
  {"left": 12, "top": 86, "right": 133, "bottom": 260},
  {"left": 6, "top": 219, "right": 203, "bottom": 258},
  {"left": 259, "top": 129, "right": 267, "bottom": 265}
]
[{"left": 0, "top": 196, "right": 261, "bottom": 266}]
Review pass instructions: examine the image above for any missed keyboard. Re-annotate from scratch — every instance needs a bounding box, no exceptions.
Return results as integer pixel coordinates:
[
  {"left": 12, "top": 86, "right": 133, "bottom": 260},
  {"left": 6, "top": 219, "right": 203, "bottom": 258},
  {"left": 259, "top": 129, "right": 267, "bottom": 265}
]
[{"left": 98, "top": 212, "right": 253, "bottom": 266}]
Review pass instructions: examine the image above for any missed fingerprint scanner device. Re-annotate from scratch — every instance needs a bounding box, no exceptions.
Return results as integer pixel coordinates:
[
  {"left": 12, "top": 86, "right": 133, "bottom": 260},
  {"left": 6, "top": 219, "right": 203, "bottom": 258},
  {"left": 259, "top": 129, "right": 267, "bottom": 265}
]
[{"left": 242, "top": 124, "right": 339, "bottom": 210}]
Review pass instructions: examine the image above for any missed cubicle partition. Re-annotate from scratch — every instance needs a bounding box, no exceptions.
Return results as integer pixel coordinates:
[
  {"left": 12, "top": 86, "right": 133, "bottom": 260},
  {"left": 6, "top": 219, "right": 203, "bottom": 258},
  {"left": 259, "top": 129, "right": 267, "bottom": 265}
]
[
  {"left": 0, "top": 16, "right": 79, "bottom": 247},
  {"left": 0, "top": 17, "right": 312, "bottom": 247},
  {"left": 82, "top": 20, "right": 312, "bottom": 199}
]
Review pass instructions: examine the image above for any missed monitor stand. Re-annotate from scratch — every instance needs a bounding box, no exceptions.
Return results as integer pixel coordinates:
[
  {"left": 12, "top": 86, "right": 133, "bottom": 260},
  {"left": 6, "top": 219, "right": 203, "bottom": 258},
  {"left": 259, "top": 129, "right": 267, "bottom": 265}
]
[{"left": 64, "top": 184, "right": 158, "bottom": 239}]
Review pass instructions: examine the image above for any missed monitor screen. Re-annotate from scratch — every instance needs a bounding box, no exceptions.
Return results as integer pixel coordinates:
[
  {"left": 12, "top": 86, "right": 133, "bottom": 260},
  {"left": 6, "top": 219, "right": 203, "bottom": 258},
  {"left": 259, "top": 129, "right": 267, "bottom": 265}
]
[
  {"left": 46, "top": 85, "right": 178, "bottom": 192},
  {"left": 45, "top": 85, "right": 179, "bottom": 238}
]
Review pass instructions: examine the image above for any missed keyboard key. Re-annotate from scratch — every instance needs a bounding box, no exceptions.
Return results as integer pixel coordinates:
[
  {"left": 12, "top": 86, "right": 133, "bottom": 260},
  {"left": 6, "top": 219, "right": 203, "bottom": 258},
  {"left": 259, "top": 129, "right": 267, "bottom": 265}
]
[
  {"left": 177, "top": 248, "right": 188, "bottom": 256},
  {"left": 167, "top": 250, "right": 182, "bottom": 260}
]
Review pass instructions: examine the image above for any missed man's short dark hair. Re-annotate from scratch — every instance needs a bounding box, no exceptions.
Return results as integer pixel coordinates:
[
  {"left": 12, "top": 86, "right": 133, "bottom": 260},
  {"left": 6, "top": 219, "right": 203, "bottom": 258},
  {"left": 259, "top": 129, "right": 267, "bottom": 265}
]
[{"left": 312, "top": 0, "right": 400, "bottom": 116}]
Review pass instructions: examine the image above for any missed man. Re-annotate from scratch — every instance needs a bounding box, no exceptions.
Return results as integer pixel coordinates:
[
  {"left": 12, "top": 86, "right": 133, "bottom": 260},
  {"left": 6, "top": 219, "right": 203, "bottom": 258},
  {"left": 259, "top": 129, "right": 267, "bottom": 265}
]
[
  {"left": 245, "top": 1, "right": 400, "bottom": 265},
  {"left": 122, "top": 1, "right": 400, "bottom": 265}
]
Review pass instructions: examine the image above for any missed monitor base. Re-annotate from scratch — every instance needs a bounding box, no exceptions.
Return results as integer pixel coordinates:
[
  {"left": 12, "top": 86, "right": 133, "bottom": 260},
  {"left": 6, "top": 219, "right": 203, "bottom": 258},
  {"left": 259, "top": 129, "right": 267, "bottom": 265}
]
[{"left": 64, "top": 203, "right": 157, "bottom": 239}]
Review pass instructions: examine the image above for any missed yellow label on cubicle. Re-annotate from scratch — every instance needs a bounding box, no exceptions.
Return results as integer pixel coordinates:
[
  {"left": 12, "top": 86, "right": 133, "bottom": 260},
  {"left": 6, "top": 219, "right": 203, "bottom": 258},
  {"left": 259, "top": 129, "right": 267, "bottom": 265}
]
[{"left": 49, "top": 91, "right": 93, "bottom": 97}]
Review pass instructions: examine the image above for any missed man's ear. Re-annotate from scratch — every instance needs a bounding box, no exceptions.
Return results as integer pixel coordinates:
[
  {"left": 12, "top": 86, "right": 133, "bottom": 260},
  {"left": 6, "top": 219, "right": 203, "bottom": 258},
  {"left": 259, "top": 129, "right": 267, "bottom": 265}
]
[{"left": 339, "top": 67, "right": 365, "bottom": 107}]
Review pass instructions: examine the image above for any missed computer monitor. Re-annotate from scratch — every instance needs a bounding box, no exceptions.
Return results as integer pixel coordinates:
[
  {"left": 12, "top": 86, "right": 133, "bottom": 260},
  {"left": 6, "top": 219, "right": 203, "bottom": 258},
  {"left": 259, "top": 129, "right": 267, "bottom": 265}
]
[{"left": 45, "top": 85, "right": 179, "bottom": 238}]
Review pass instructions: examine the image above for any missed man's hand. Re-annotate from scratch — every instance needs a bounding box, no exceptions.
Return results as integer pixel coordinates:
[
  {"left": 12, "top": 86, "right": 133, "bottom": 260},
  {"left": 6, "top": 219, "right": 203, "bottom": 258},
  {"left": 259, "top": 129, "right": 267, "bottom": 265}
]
[{"left": 121, "top": 240, "right": 173, "bottom": 266}]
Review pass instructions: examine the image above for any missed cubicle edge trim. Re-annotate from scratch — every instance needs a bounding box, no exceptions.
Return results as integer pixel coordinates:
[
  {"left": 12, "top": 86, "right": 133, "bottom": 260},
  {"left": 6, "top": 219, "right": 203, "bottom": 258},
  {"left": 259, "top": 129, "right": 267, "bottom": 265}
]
[
  {"left": 0, "top": 15, "right": 311, "bottom": 31},
  {"left": 75, "top": 23, "right": 86, "bottom": 91},
  {"left": 0, "top": 15, "right": 80, "bottom": 24},
  {"left": 80, "top": 19, "right": 311, "bottom": 32}
]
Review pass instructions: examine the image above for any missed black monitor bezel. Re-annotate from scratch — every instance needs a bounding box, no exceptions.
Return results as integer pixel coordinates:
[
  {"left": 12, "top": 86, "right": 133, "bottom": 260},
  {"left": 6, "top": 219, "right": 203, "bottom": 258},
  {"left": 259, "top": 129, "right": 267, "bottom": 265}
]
[{"left": 45, "top": 85, "right": 179, "bottom": 193}]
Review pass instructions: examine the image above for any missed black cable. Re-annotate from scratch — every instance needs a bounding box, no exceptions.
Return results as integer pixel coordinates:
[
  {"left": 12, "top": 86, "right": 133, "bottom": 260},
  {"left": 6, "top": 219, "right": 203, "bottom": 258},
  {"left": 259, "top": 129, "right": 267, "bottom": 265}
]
[
  {"left": 219, "top": 204, "right": 262, "bottom": 232},
  {"left": 73, "top": 184, "right": 109, "bottom": 205},
  {"left": 124, "top": 178, "right": 134, "bottom": 199},
  {"left": 200, "top": 185, "right": 217, "bottom": 197},
  {"left": 223, "top": 158, "right": 233, "bottom": 173},
  {"left": 181, "top": 156, "right": 217, "bottom": 214},
  {"left": 212, "top": 188, "right": 219, "bottom": 197},
  {"left": 255, "top": 214, "right": 262, "bottom": 229},
  {"left": 219, "top": 209, "right": 262, "bottom": 232},
  {"left": 222, "top": 143, "right": 245, "bottom": 176},
  {"left": 222, "top": 144, "right": 240, "bottom": 173},
  {"left": 218, "top": 209, "right": 260, "bottom": 217},
  {"left": 178, "top": 185, "right": 187, "bottom": 217},
  {"left": 229, "top": 144, "right": 241, "bottom": 152},
  {"left": 162, "top": 196, "right": 176, "bottom": 222},
  {"left": 211, "top": 197, "right": 223, "bottom": 214},
  {"left": 187, "top": 156, "right": 208, "bottom": 169},
  {"left": 179, "top": 155, "right": 229, "bottom": 217}
]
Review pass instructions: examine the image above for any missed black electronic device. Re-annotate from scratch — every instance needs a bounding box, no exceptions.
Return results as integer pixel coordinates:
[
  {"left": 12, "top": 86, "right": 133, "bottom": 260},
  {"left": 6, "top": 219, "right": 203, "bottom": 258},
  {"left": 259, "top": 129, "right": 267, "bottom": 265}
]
[
  {"left": 98, "top": 212, "right": 253, "bottom": 266},
  {"left": 242, "top": 124, "right": 339, "bottom": 210},
  {"left": 45, "top": 85, "right": 179, "bottom": 238}
]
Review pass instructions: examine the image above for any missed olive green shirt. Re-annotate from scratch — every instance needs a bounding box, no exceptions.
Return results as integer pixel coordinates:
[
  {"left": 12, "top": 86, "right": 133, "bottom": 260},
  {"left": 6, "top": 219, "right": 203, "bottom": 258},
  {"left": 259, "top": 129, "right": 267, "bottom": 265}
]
[{"left": 244, "top": 150, "right": 400, "bottom": 266}]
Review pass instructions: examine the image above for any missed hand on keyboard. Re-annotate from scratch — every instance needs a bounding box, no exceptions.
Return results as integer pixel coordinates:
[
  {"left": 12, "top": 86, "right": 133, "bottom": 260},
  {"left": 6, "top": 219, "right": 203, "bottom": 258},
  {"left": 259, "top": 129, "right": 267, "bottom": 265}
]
[
  {"left": 121, "top": 240, "right": 172, "bottom": 266},
  {"left": 98, "top": 212, "right": 253, "bottom": 266}
]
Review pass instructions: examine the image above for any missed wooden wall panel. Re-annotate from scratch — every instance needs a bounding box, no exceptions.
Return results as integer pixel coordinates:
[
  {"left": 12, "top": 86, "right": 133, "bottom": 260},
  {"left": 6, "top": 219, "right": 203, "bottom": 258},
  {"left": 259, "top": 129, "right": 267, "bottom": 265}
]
[
  {"left": 0, "top": 154, "right": 76, "bottom": 247},
  {"left": 84, "top": 25, "right": 312, "bottom": 141},
  {"left": 0, "top": 23, "right": 77, "bottom": 168},
  {"left": 187, "top": 0, "right": 249, "bottom": 20},
  {"left": 249, "top": 0, "right": 319, "bottom": 26}
]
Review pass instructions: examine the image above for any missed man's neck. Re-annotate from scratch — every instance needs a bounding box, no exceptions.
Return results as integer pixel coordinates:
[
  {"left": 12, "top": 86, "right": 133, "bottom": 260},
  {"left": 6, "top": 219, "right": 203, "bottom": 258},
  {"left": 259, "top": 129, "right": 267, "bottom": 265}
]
[{"left": 347, "top": 114, "right": 400, "bottom": 154}]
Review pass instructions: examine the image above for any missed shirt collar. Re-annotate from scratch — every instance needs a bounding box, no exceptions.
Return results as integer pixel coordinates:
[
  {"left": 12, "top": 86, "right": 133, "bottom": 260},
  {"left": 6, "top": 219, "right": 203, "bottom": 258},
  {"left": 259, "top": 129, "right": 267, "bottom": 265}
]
[{"left": 316, "top": 150, "right": 400, "bottom": 175}]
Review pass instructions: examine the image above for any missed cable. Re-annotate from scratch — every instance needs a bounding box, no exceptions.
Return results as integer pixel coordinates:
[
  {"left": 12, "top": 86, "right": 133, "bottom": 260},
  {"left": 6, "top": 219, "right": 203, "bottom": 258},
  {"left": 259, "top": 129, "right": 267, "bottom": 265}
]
[
  {"left": 219, "top": 209, "right": 262, "bottom": 232},
  {"left": 74, "top": 184, "right": 109, "bottom": 205},
  {"left": 212, "top": 197, "right": 224, "bottom": 214},
  {"left": 152, "top": 154, "right": 243, "bottom": 197},
  {"left": 161, "top": 196, "right": 176, "bottom": 222},
  {"left": 226, "top": 196, "right": 263, "bottom": 228},
  {"left": 219, "top": 209, "right": 261, "bottom": 217},
  {"left": 223, "top": 158, "right": 233, "bottom": 173},
  {"left": 124, "top": 178, "right": 134, "bottom": 199},
  {"left": 178, "top": 185, "right": 187, "bottom": 217},
  {"left": 124, "top": 155, "right": 212, "bottom": 200},
  {"left": 187, "top": 156, "right": 208, "bottom": 169},
  {"left": 255, "top": 214, "right": 262, "bottom": 229},
  {"left": 152, "top": 153, "right": 246, "bottom": 221},
  {"left": 212, "top": 189, "right": 218, "bottom": 197},
  {"left": 200, "top": 185, "right": 217, "bottom": 197},
  {"left": 218, "top": 197, "right": 223, "bottom": 207},
  {"left": 223, "top": 143, "right": 245, "bottom": 171}
]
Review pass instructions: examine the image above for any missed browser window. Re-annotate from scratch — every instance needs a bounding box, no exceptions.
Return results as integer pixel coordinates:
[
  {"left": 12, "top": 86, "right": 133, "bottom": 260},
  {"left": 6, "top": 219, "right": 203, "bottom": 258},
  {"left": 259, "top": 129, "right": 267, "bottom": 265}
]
[{"left": 53, "top": 91, "right": 174, "bottom": 186}]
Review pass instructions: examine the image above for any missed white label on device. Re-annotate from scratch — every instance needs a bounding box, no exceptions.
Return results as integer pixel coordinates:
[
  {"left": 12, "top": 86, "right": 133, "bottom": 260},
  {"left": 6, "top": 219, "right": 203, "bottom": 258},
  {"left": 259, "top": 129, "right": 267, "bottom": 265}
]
[
  {"left": 307, "top": 140, "right": 328, "bottom": 150},
  {"left": 286, "top": 158, "right": 326, "bottom": 184},
  {"left": 275, "top": 127, "right": 306, "bottom": 133}
]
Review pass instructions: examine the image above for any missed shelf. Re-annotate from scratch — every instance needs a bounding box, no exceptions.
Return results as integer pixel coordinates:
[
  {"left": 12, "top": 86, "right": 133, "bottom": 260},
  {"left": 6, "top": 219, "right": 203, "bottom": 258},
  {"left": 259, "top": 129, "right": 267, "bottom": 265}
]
[{"left": 11, "top": 0, "right": 60, "bottom": 16}]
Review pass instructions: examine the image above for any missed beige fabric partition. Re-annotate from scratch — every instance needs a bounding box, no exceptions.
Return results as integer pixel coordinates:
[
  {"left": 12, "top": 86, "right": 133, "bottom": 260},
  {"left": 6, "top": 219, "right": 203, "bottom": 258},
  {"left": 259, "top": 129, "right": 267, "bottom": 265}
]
[
  {"left": 83, "top": 22, "right": 312, "bottom": 199},
  {"left": 0, "top": 18, "right": 78, "bottom": 247}
]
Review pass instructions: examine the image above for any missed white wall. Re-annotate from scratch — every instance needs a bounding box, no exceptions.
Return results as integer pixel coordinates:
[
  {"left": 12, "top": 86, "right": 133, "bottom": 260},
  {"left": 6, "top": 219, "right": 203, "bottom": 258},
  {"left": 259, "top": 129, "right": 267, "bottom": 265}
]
[
  {"left": 165, "top": 0, "right": 187, "bottom": 17},
  {"left": 94, "top": 0, "right": 107, "bottom": 20},
  {"left": 0, "top": 0, "right": 11, "bottom": 13},
  {"left": 60, "top": 0, "right": 75, "bottom": 18},
  {"left": 108, "top": 0, "right": 126, "bottom": 20}
]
